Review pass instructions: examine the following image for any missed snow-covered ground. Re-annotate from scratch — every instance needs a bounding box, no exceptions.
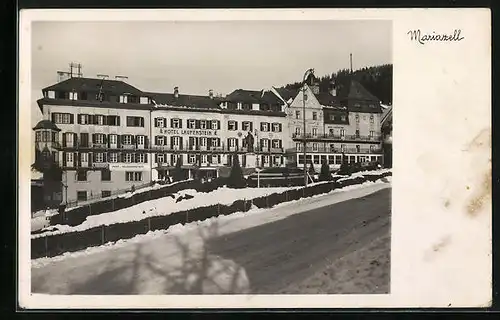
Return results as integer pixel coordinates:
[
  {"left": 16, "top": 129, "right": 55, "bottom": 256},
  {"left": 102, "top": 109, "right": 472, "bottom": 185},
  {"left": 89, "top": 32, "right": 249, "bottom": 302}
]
[
  {"left": 33, "top": 186, "right": 303, "bottom": 238},
  {"left": 31, "top": 176, "right": 391, "bottom": 268},
  {"left": 31, "top": 209, "right": 59, "bottom": 232}
]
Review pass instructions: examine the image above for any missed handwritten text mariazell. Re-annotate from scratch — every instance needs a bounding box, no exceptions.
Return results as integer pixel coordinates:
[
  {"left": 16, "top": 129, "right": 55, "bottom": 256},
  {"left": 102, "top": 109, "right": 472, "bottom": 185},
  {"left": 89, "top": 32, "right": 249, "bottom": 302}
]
[{"left": 407, "top": 29, "right": 464, "bottom": 44}]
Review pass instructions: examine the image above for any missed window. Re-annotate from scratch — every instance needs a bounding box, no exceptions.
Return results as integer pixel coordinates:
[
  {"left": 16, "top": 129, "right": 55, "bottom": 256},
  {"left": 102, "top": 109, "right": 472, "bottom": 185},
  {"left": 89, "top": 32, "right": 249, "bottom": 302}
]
[
  {"left": 272, "top": 139, "right": 281, "bottom": 148},
  {"left": 109, "top": 153, "right": 118, "bottom": 163},
  {"left": 101, "top": 169, "right": 111, "bottom": 181},
  {"left": 155, "top": 118, "right": 165, "bottom": 128},
  {"left": 102, "top": 190, "right": 111, "bottom": 198},
  {"left": 123, "top": 135, "right": 132, "bottom": 145},
  {"left": 35, "top": 132, "right": 41, "bottom": 142},
  {"left": 196, "top": 137, "right": 205, "bottom": 147},
  {"left": 312, "top": 112, "right": 317, "bottom": 120},
  {"left": 109, "top": 135, "right": 117, "bottom": 145},
  {"left": 211, "top": 120, "right": 218, "bottom": 130},
  {"left": 156, "top": 136, "right": 165, "bottom": 146},
  {"left": 312, "top": 143, "right": 318, "bottom": 151},
  {"left": 201, "top": 154, "right": 208, "bottom": 164},
  {"left": 188, "top": 154, "right": 196, "bottom": 164},
  {"left": 261, "top": 139, "right": 269, "bottom": 148},
  {"left": 125, "top": 172, "right": 143, "bottom": 182},
  {"left": 355, "top": 114, "right": 360, "bottom": 123},
  {"left": 370, "top": 145, "right": 375, "bottom": 152},
  {"left": 136, "top": 135, "right": 145, "bottom": 145},
  {"left": 341, "top": 144, "right": 346, "bottom": 152},
  {"left": 295, "top": 127, "right": 301, "bottom": 135},
  {"left": 242, "top": 121, "right": 253, "bottom": 131},
  {"left": 328, "top": 155, "right": 335, "bottom": 164},
  {"left": 66, "top": 152, "right": 74, "bottom": 163},
  {"left": 76, "top": 170, "right": 87, "bottom": 181},
  {"left": 136, "top": 153, "right": 144, "bottom": 163},
  {"left": 329, "top": 114, "right": 335, "bottom": 121},
  {"left": 370, "top": 131, "right": 375, "bottom": 138},
  {"left": 127, "top": 95, "right": 139, "bottom": 104},
  {"left": 107, "top": 115, "right": 120, "bottom": 126},
  {"left": 53, "top": 113, "right": 72, "bottom": 124},
  {"left": 329, "top": 128, "right": 335, "bottom": 135},
  {"left": 77, "top": 191, "right": 87, "bottom": 201},
  {"left": 341, "top": 115, "right": 346, "bottom": 122},
  {"left": 188, "top": 119, "right": 196, "bottom": 129},
  {"left": 335, "top": 155, "right": 342, "bottom": 163},
  {"left": 172, "top": 118, "right": 181, "bottom": 128},
  {"left": 124, "top": 153, "right": 134, "bottom": 163},
  {"left": 370, "top": 114, "right": 374, "bottom": 123},
  {"left": 200, "top": 120, "right": 207, "bottom": 129},
  {"left": 298, "top": 155, "right": 304, "bottom": 164},
  {"left": 228, "top": 138, "right": 237, "bottom": 147},
  {"left": 228, "top": 120, "right": 237, "bottom": 131},
  {"left": 296, "top": 142, "right": 302, "bottom": 151},
  {"left": 212, "top": 154, "right": 220, "bottom": 164},
  {"left": 79, "top": 114, "right": 90, "bottom": 124},
  {"left": 272, "top": 123, "right": 281, "bottom": 132},
  {"left": 211, "top": 138, "right": 218, "bottom": 147},
  {"left": 126, "top": 116, "right": 144, "bottom": 127},
  {"left": 355, "top": 129, "right": 360, "bottom": 137},
  {"left": 95, "top": 133, "right": 104, "bottom": 144},
  {"left": 172, "top": 136, "right": 181, "bottom": 147},
  {"left": 356, "top": 145, "right": 361, "bottom": 152},
  {"left": 313, "top": 155, "right": 320, "bottom": 164},
  {"left": 242, "top": 103, "right": 251, "bottom": 111},
  {"left": 81, "top": 153, "right": 89, "bottom": 163},
  {"left": 340, "top": 129, "right": 345, "bottom": 137},
  {"left": 312, "top": 128, "right": 318, "bottom": 136},
  {"left": 295, "top": 110, "right": 301, "bottom": 119},
  {"left": 260, "top": 122, "right": 269, "bottom": 132},
  {"left": 263, "top": 155, "right": 270, "bottom": 164},
  {"left": 96, "top": 115, "right": 105, "bottom": 125},
  {"left": 157, "top": 154, "right": 164, "bottom": 163},
  {"left": 95, "top": 152, "right": 104, "bottom": 162}
]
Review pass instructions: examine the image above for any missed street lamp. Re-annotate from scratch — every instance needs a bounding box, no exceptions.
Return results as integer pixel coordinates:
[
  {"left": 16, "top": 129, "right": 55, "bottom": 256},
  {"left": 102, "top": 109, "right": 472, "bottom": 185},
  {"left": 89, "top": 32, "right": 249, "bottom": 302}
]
[{"left": 302, "top": 68, "right": 314, "bottom": 186}]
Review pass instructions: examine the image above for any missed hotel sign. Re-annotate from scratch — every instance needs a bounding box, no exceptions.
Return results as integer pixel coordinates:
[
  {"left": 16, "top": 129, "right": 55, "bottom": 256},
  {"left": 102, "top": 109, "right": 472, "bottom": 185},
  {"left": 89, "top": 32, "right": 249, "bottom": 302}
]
[
  {"left": 158, "top": 129, "right": 218, "bottom": 136},
  {"left": 109, "top": 163, "right": 150, "bottom": 171}
]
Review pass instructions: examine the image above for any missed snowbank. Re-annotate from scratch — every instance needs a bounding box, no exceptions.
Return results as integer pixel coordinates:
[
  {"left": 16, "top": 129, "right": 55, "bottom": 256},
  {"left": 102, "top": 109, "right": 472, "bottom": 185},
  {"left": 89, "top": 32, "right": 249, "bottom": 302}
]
[
  {"left": 33, "top": 186, "right": 302, "bottom": 238},
  {"left": 31, "top": 177, "right": 391, "bottom": 268}
]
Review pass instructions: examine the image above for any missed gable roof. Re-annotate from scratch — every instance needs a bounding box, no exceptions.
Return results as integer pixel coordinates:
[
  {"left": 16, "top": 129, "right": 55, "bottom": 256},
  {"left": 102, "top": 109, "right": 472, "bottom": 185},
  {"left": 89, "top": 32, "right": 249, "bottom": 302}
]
[
  {"left": 146, "top": 92, "right": 221, "bottom": 109},
  {"left": 224, "top": 89, "right": 282, "bottom": 105},
  {"left": 43, "top": 77, "right": 144, "bottom": 96},
  {"left": 346, "top": 80, "right": 380, "bottom": 102},
  {"left": 273, "top": 87, "right": 298, "bottom": 102}
]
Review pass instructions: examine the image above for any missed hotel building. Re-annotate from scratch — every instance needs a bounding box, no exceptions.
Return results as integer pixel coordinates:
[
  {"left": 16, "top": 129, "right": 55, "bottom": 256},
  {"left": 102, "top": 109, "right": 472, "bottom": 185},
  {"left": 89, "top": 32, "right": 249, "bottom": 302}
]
[
  {"left": 280, "top": 73, "right": 384, "bottom": 171},
  {"left": 33, "top": 77, "right": 289, "bottom": 204}
]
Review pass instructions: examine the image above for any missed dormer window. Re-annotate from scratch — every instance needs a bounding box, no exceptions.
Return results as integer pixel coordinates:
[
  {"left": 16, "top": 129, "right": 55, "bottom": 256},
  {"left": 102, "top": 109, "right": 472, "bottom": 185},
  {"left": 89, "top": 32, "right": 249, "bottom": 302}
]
[
  {"left": 119, "top": 95, "right": 128, "bottom": 103},
  {"left": 69, "top": 91, "right": 78, "bottom": 100},
  {"left": 47, "top": 91, "right": 55, "bottom": 99},
  {"left": 140, "top": 96, "right": 149, "bottom": 104}
]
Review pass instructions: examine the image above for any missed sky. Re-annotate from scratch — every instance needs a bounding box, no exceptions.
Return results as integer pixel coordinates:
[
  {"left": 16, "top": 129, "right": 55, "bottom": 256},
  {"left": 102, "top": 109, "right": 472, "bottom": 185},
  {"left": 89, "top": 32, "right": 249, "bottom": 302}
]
[{"left": 31, "top": 20, "right": 392, "bottom": 125}]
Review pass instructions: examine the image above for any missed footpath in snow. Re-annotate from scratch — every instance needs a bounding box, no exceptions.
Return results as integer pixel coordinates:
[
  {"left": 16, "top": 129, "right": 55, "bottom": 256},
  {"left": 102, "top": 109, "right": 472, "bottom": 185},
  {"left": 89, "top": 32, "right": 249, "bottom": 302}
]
[{"left": 31, "top": 176, "right": 391, "bottom": 268}]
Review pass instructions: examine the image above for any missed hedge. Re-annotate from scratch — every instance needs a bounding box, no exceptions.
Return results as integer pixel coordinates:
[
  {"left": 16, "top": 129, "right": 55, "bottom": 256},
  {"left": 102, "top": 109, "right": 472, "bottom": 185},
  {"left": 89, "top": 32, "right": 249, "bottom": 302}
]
[{"left": 32, "top": 171, "right": 391, "bottom": 259}]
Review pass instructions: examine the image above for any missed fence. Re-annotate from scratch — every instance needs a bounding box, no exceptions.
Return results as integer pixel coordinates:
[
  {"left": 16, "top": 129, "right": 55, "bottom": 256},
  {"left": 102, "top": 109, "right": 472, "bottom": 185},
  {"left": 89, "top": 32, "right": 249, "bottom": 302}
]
[
  {"left": 50, "top": 177, "right": 229, "bottom": 227},
  {"left": 32, "top": 171, "right": 392, "bottom": 259}
]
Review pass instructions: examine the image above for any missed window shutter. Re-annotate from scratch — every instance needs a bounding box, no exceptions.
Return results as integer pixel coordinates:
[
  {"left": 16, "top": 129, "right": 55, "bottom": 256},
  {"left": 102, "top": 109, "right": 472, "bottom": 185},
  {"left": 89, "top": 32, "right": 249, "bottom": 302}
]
[
  {"left": 116, "top": 135, "right": 121, "bottom": 148},
  {"left": 62, "top": 133, "right": 67, "bottom": 147},
  {"left": 121, "top": 135, "right": 126, "bottom": 145},
  {"left": 140, "top": 117, "right": 144, "bottom": 127},
  {"left": 179, "top": 137, "right": 183, "bottom": 150},
  {"left": 195, "top": 120, "right": 200, "bottom": 129},
  {"left": 73, "top": 133, "right": 78, "bottom": 146},
  {"left": 260, "top": 122, "right": 264, "bottom": 131},
  {"left": 279, "top": 123, "right": 282, "bottom": 132},
  {"left": 103, "top": 152, "right": 108, "bottom": 163},
  {"left": 131, "top": 135, "right": 136, "bottom": 146},
  {"left": 91, "top": 133, "right": 96, "bottom": 144},
  {"left": 236, "top": 139, "right": 239, "bottom": 149},
  {"left": 260, "top": 139, "right": 264, "bottom": 148},
  {"left": 208, "top": 155, "right": 212, "bottom": 164},
  {"left": 170, "top": 136, "right": 174, "bottom": 147},
  {"left": 250, "top": 122, "right": 253, "bottom": 132},
  {"left": 102, "top": 134, "right": 107, "bottom": 145},
  {"left": 217, "top": 120, "right": 221, "bottom": 130},
  {"left": 93, "top": 152, "right": 96, "bottom": 162},
  {"left": 70, "top": 114, "right": 74, "bottom": 124},
  {"left": 179, "top": 119, "right": 183, "bottom": 129},
  {"left": 235, "top": 121, "right": 238, "bottom": 131},
  {"left": 267, "top": 122, "right": 270, "bottom": 131},
  {"left": 117, "top": 116, "right": 121, "bottom": 126},
  {"left": 227, "top": 138, "right": 230, "bottom": 149},
  {"left": 145, "top": 136, "right": 149, "bottom": 148},
  {"left": 217, "top": 138, "right": 221, "bottom": 147},
  {"left": 62, "top": 152, "right": 67, "bottom": 167},
  {"left": 154, "top": 118, "right": 158, "bottom": 127},
  {"left": 155, "top": 136, "right": 159, "bottom": 145},
  {"left": 51, "top": 113, "right": 56, "bottom": 123},
  {"left": 77, "top": 115, "right": 81, "bottom": 124},
  {"left": 170, "top": 118, "right": 174, "bottom": 128},
  {"left": 155, "top": 154, "right": 158, "bottom": 163},
  {"left": 279, "top": 140, "right": 282, "bottom": 148},
  {"left": 119, "top": 153, "right": 124, "bottom": 163},
  {"left": 144, "top": 153, "right": 148, "bottom": 163},
  {"left": 217, "top": 155, "right": 221, "bottom": 163}
]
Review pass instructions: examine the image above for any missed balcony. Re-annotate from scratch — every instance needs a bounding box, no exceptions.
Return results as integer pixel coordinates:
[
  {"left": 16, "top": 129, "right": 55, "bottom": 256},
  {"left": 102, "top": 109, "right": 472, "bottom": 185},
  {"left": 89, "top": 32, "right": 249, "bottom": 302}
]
[
  {"left": 287, "top": 146, "right": 383, "bottom": 154},
  {"left": 292, "top": 133, "right": 381, "bottom": 142}
]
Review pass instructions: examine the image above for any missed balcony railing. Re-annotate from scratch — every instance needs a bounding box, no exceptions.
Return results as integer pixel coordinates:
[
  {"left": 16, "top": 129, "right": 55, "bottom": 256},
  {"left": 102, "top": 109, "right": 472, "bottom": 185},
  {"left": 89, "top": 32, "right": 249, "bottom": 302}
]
[
  {"left": 292, "top": 133, "right": 381, "bottom": 142},
  {"left": 287, "top": 146, "right": 383, "bottom": 154}
]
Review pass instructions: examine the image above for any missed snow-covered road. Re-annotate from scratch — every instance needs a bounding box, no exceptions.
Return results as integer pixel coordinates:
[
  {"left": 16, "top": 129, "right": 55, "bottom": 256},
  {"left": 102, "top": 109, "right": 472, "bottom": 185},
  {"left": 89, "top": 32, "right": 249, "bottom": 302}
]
[{"left": 31, "top": 179, "right": 391, "bottom": 295}]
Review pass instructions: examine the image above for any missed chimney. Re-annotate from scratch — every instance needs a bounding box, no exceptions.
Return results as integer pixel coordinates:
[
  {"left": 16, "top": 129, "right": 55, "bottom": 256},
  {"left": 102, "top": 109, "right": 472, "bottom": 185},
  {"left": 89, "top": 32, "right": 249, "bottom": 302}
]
[
  {"left": 329, "top": 81, "right": 337, "bottom": 97},
  {"left": 209, "top": 89, "right": 214, "bottom": 99},
  {"left": 174, "top": 86, "right": 179, "bottom": 98}
]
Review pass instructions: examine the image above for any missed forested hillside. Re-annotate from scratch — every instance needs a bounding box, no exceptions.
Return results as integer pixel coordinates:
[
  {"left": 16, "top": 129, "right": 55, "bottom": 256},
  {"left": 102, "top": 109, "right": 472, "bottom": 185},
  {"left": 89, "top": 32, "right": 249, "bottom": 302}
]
[{"left": 280, "top": 64, "right": 393, "bottom": 105}]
